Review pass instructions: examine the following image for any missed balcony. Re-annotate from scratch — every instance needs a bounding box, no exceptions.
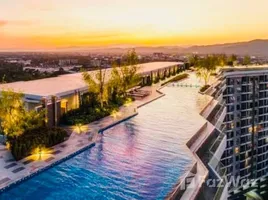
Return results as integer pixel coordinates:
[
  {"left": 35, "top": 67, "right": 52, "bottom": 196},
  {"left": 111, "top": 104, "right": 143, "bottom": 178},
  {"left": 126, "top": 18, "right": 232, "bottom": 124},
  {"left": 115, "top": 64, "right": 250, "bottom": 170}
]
[
  {"left": 200, "top": 100, "right": 219, "bottom": 119},
  {"left": 192, "top": 129, "right": 228, "bottom": 200},
  {"left": 215, "top": 107, "right": 226, "bottom": 130},
  {"left": 209, "top": 133, "right": 226, "bottom": 170},
  {"left": 172, "top": 119, "right": 227, "bottom": 199},
  {"left": 171, "top": 77, "right": 228, "bottom": 200},
  {"left": 207, "top": 103, "right": 226, "bottom": 130},
  {"left": 216, "top": 93, "right": 223, "bottom": 104},
  {"left": 168, "top": 122, "right": 214, "bottom": 200}
]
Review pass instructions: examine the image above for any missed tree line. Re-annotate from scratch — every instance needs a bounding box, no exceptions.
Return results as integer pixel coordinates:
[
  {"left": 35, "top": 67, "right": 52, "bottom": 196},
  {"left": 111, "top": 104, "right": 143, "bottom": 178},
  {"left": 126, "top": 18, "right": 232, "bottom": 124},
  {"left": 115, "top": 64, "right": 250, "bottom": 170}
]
[
  {"left": 0, "top": 62, "right": 69, "bottom": 83},
  {"left": 187, "top": 54, "right": 252, "bottom": 89}
]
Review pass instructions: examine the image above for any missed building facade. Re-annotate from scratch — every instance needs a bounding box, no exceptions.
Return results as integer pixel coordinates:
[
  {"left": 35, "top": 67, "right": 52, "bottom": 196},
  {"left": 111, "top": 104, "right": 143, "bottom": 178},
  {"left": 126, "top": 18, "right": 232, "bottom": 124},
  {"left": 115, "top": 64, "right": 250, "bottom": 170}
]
[
  {"left": 170, "top": 66, "right": 268, "bottom": 200},
  {"left": 220, "top": 67, "right": 268, "bottom": 199}
]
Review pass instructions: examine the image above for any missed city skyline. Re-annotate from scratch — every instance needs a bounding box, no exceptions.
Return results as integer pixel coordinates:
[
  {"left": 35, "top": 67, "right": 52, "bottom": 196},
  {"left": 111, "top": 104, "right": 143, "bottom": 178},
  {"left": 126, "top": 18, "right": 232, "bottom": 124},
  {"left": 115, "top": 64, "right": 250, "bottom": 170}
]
[{"left": 1, "top": 0, "right": 268, "bottom": 50}]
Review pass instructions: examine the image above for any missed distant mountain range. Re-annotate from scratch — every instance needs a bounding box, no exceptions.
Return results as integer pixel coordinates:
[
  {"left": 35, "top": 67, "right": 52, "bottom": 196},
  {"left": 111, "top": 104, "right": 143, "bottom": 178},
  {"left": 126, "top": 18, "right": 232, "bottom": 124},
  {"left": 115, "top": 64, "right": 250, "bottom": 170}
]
[
  {"left": 184, "top": 39, "right": 268, "bottom": 56},
  {"left": 2, "top": 39, "right": 268, "bottom": 56},
  {"left": 61, "top": 39, "right": 268, "bottom": 56}
]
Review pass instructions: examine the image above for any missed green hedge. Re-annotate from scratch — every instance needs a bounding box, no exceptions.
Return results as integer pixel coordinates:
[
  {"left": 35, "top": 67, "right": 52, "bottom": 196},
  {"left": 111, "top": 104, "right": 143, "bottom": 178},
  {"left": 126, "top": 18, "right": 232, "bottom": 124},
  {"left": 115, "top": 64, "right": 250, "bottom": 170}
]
[
  {"left": 153, "top": 77, "right": 160, "bottom": 84},
  {"left": 60, "top": 102, "right": 123, "bottom": 126},
  {"left": 169, "top": 73, "right": 189, "bottom": 82},
  {"left": 61, "top": 107, "right": 111, "bottom": 125},
  {"left": 161, "top": 73, "right": 189, "bottom": 86},
  {"left": 8, "top": 127, "right": 68, "bottom": 160}
]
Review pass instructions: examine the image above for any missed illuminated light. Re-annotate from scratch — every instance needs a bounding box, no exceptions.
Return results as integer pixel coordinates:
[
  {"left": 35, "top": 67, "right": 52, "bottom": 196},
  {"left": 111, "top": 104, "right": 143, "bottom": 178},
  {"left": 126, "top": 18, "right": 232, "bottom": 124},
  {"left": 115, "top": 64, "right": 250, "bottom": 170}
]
[
  {"left": 6, "top": 142, "right": 10, "bottom": 150},
  {"left": 117, "top": 112, "right": 122, "bottom": 117},
  {"left": 110, "top": 110, "right": 117, "bottom": 118},
  {"left": 245, "top": 158, "right": 250, "bottom": 167},
  {"left": 249, "top": 126, "right": 259, "bottom": 133},
  {"left": 31, "top": 147, "right": 51, "bottom": 161},
  {"left": 257, "top": 125, "right": 263, "bottom": 132},
  {"left": 124, "top": 98, "right": 133, "bottom": 107},
  {"left": 111, "top": 110, "right": 122, "bottom": 118},
  {"left": 74, "top": 123, "right": 87, "bottom": 134},
  {"left": 75, "top": 124, "right": 83, "bottom": 134},
  {"left": 235, "top": 147, "right": 239, "bottom": 154},
  {"left": 266, "top": 137, "right": 268, "bottom": 143}
]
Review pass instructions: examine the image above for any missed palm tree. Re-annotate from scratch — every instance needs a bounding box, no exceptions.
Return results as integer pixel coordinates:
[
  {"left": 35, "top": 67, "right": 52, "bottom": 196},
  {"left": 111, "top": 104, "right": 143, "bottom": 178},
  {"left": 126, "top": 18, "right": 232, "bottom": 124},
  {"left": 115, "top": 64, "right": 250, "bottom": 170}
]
[{"left": 82, "top": 66, "right": 108, "bottom": 108}]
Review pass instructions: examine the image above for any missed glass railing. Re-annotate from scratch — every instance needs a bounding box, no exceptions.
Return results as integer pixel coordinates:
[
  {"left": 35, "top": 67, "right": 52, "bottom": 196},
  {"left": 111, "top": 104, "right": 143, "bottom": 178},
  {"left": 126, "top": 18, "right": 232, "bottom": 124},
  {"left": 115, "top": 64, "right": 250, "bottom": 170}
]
[
  {"left": 210, "top": 132, "right": 225, "bottom": 154},
  {"left": 212, "top": 162, "right": 227, "bottom": 200},
  {"left": 210, "top": 104, "right": 226, "bottom": 126},
  {"left": 199, "top": 162, "right": 227, "bottom": 200},
  {"left": 213, "top": 179, "right": 227, "bottom": 200}
]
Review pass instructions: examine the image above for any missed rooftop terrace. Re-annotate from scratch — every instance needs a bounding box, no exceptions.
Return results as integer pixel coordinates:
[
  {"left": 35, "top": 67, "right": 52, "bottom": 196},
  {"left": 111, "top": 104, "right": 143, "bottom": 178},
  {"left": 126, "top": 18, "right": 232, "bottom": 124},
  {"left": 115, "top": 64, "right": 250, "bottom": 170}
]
[{"left": 0, "top": 62, "right": 182, "bottom": 99}]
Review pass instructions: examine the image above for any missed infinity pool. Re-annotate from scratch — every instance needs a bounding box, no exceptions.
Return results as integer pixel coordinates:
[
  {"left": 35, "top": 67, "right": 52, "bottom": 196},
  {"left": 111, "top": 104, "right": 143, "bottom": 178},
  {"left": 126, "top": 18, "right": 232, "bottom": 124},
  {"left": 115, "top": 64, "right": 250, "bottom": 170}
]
[{"left": 0, "top": 82, "right": 210, "bottom": 200}]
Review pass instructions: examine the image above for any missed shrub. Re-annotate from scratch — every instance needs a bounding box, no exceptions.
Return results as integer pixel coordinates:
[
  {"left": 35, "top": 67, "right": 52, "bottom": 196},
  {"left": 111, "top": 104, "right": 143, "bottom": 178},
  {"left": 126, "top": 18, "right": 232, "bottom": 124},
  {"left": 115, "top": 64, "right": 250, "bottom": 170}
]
[
  {"left": 169, "top": 73, "right": 189, "bottom": 82},
  {"left": 147, "top": 80, "right": 153, "bottom": 86},
  {"left": 161, "top": 73, "right": 189, "bottom": 86},
  {"left": 60, "top": 99, "right": 127, "bottom": 126},
  {"left": 153, "top": 77, "right": 160, "bottom": 84},
  {"left": 8, "top": 126, "right": 68, "bottom": 160},
  {"left": 200, "top": 85, "right": 210, "bottom": 93}
]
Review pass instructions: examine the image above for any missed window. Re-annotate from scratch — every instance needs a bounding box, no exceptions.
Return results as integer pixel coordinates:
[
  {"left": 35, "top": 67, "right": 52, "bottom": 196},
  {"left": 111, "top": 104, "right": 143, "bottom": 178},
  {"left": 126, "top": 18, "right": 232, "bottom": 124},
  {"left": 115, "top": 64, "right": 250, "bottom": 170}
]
[{"left": 235, "top": 147, "right": 240, "bottom": 154}]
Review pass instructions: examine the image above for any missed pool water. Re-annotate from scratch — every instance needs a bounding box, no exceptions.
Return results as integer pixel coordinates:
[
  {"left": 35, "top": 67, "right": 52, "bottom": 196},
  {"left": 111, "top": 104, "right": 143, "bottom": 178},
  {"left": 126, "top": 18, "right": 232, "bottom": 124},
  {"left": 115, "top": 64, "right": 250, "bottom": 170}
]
[{"left": 0, "top": 85, "right": 209, "bottom": 200}]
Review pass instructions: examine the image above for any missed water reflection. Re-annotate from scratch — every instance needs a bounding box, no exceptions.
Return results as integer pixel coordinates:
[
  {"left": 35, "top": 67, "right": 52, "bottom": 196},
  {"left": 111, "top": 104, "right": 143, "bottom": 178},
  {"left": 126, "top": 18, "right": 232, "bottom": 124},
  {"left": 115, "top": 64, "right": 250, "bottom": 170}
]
[{"left": 0, "top": 85, "right": 210, "bottom": 200}]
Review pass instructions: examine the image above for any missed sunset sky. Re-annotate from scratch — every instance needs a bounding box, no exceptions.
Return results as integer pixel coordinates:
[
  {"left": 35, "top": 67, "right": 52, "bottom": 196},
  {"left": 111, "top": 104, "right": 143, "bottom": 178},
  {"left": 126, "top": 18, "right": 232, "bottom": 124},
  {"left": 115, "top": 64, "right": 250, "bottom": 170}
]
[{"left": 1, "top": 0, "right": 268, "bottom": 50}]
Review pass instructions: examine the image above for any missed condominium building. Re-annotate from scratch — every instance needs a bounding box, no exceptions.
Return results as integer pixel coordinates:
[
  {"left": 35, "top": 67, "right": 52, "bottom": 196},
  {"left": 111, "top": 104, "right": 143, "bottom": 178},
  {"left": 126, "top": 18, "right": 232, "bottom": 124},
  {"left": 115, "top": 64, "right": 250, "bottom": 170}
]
[
  {"left": 171, "top": 66, "right": 268, "bottom": 200},
  {"left": 220, "top": 66, "right": 268, "bottom": 199}
]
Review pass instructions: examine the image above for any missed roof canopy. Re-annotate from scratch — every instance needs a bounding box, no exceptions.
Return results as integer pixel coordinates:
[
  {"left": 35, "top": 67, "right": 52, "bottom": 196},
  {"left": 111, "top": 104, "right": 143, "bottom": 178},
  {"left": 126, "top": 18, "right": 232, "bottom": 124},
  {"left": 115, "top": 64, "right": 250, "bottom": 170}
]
[{"left": 0, "top": 62, "right": 183, "bottom": 99}]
